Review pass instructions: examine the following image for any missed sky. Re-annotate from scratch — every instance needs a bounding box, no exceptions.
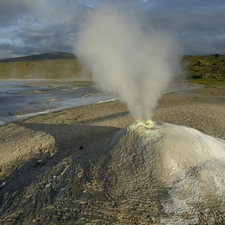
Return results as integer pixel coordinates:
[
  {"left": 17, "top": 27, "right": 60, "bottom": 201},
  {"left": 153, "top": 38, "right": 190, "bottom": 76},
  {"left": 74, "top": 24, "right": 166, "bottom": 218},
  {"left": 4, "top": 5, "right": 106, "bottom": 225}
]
[{"left": 0, "top": 0, "right": 225, "bottom": 59}]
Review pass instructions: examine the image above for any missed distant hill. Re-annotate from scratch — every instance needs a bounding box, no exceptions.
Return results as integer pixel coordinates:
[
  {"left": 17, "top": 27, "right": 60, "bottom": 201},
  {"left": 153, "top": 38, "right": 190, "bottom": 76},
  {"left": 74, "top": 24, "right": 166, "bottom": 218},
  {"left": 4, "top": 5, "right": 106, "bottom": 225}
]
[
  {"left": 0, "top": 52, "right": 224, "bottom": 82},
  {"left": 183, "top": 54, "right": 225, "bottom": 80},
  {"left": 0, "top": 52, "right": 76, "bottom": 63},
  {"left": 0, "top": 52, "right": 81, "bottom": 79}
]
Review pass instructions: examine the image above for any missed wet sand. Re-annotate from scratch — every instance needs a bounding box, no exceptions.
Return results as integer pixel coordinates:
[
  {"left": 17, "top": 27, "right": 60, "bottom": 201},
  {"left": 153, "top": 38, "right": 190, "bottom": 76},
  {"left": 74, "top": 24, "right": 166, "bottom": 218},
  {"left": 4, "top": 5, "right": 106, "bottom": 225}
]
[{"left": 0, "top": 85, "right": 225, "bottom": 224}]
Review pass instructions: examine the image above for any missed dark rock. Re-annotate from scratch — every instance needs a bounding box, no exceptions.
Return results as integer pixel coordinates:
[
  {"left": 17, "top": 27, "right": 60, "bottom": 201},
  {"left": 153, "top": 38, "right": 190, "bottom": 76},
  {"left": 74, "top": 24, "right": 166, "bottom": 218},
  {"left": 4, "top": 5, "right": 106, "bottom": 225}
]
[
  {"left": 197, "top": 61, "right": 201, "bottom": 66},
  {"left": 0, "top": 181, "right": 6, "bottom": 189},
  {"left": 79, "top": 146, "right": 84, "bottom": 150}
]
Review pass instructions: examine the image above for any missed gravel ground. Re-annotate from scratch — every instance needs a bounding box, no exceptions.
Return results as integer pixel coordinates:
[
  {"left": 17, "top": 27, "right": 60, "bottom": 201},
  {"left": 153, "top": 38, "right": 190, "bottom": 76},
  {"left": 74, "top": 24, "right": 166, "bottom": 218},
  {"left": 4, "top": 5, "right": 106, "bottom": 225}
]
[{"left": 0, "top": 85, "right": 225, "bottom": 224}]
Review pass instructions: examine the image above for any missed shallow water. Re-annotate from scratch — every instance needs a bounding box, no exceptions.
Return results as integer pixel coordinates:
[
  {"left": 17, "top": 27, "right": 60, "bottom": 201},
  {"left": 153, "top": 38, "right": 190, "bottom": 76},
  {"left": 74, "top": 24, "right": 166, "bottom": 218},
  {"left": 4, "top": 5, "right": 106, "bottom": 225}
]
[
  {"left": 0, "top": 80, "right": 201, "bottom": 126},
  {"left": 0, "top": 80, "right": 115, "bottom": 126}
]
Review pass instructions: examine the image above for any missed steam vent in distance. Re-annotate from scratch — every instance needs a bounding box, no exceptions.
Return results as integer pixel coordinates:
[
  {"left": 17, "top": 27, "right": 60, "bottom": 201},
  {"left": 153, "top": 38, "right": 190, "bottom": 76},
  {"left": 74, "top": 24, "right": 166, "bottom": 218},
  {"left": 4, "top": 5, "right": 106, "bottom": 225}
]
[{"left": 76, "top": 120, "right": 225, "bottom": 224}]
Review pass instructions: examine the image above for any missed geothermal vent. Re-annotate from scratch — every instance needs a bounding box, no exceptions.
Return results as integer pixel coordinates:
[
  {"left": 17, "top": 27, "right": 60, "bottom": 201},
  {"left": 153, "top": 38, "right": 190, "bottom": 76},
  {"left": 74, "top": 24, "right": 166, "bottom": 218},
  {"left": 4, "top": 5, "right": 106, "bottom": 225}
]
[{"left": 85, "top": 121, "right": 225, "bottom": 224}]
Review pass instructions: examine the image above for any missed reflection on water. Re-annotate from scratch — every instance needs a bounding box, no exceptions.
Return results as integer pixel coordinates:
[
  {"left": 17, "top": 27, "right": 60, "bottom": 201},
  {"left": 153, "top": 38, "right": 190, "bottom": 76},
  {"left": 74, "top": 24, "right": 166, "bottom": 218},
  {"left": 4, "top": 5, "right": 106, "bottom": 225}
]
[{"left": 0, "top": 80, "right": 115, "bottom": 126}]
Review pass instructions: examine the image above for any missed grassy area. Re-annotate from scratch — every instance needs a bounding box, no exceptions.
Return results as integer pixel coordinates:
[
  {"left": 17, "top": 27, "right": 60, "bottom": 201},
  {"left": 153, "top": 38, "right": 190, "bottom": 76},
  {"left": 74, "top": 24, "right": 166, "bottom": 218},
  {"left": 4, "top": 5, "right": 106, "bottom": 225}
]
[
  {"left": 182, "top": 54, "right": 225, "bottom": 86},
  {"left": 183, "top": 54, "right": 225, "bottom": 79},
  {"left": 0, "top": 52, "right": 82, "bottom": 79},
  {"left": 188, "top": 78, "right": 225, "bottom": 87},
  {"left": 0, "top": 59, "right": 81, "bottom": 79},
  {"left": 0, "top": 53, "right": 225, "bottom": 85}
]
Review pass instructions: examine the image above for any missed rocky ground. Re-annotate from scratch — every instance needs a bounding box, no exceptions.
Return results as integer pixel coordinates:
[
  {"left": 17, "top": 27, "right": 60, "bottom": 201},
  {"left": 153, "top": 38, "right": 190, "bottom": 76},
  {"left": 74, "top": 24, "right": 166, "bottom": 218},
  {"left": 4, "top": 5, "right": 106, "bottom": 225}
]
[{"left": 0, "top": 85, "right": 225, "bottom": 224}]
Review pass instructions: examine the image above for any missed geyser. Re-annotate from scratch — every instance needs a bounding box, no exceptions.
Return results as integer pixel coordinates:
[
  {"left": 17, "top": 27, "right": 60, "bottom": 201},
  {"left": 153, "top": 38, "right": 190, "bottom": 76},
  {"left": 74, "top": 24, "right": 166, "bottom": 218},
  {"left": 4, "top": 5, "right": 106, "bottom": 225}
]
[
  {"left": 74, "top": 4, "right": 182, "bottom": 120},
  {"left": 73, "top": 4, "right": 225, "bottom": 223},
  {"left": 89, "top": 121, "right": 225, "bottom": 224}
]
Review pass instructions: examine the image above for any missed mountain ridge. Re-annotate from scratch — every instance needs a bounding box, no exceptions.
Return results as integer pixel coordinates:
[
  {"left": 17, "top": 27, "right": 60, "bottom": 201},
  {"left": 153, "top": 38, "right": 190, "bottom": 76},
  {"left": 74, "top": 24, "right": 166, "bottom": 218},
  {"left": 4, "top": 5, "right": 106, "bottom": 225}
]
[{"left": 0, "top": 52, "right": 76, "bottom": 63}]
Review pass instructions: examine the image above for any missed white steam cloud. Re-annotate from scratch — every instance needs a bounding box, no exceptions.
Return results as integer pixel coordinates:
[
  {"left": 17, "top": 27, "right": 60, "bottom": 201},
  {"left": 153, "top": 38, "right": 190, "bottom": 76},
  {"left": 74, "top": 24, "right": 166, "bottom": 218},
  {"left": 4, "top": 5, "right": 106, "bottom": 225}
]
[{"left": 74, "top": 4, "right": 182, "bottom": 120}]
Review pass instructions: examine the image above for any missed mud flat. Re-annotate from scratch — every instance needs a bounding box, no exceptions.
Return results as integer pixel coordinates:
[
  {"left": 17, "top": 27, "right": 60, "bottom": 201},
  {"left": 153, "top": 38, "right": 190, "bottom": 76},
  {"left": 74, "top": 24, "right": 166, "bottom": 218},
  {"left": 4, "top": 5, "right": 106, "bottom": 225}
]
[{"left": 0, "top": 86, "right": 225, "bottom": 224}]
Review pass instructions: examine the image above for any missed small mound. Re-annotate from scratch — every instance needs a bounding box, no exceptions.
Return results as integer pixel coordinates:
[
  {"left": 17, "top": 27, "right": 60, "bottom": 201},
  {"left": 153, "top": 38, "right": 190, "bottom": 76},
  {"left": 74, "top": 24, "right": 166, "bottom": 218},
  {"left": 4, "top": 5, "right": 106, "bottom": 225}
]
[{"left": 90, "top": 121, "right": 225, "bottom": 224}]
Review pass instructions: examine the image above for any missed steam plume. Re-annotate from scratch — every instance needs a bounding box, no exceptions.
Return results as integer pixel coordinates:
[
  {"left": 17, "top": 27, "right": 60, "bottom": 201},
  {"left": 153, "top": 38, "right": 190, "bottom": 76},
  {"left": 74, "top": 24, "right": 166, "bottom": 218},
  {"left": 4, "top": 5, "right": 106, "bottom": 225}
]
[{"left": 74, "top": 4, "right": 182, "bottom": 120}]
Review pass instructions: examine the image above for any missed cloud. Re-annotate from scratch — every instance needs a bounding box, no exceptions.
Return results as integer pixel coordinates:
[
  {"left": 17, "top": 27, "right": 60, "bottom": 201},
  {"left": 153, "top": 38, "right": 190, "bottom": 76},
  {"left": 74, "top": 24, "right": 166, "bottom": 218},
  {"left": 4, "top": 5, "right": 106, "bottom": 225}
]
[
  {"left": 0, "top": 0, "right": 81, "bottom": 25},
  {"left": 0, "top": 0, "right": 225, "bottom": 59},
  {"left": 146, "top": 1, "right": 225, "bottom": 54},
  {"left": 0, "top": 0, "right": 83, "bottom": 59}
]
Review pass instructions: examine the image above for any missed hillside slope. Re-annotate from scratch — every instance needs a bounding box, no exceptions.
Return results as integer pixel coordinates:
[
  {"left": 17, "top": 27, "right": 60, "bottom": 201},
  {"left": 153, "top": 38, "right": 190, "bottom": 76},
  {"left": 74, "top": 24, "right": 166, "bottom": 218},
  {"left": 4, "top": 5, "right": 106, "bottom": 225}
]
[
  {"left": 0, "top": 52, "right": 81, "bottom": 79},
  {"left": 183, "top": 54, "right": 225, "bottom": 79},
  {"left": 0, "top": 52, "right": 76, "bottom": 63},
  {"left": 0, "top": 53, "right": 225, "bottom": 80}
]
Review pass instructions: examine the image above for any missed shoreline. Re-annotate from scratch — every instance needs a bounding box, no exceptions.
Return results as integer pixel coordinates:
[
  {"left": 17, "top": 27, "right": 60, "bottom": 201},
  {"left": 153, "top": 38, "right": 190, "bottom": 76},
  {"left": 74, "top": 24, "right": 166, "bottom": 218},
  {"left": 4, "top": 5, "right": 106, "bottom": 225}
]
[
  {"left": 0, "top": 85, "right": 225, "bottom": 224},
  {"left": 0, "top": 79, "right": 201, "bottom": 127},
  {"left": 1, "top": 85, "right": 225, "bottom": 172}
]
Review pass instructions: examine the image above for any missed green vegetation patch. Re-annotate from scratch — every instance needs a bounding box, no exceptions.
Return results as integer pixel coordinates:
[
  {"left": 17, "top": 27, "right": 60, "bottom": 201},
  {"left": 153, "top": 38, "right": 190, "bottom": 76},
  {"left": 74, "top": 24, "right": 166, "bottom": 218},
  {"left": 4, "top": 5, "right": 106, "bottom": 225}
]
[
  {"left": 188, "top": 78, "right": 225, "bottom": 87},
  {"left": 0, "top": 53, "right": 225, "bottom": 85},
  {"left": 0, "top": 58, "right": 81, "bottom": 79},
  {"left": 183, "top": 54, "right": 225, "bottom": 80}
]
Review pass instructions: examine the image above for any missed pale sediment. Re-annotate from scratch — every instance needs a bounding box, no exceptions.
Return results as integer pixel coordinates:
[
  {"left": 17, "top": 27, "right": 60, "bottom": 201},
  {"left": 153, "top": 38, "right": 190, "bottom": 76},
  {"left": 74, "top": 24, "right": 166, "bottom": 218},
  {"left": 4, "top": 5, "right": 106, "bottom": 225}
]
[
  {"left": 93, "top": 120, "right": 225, "bottom": 224},
  {"left": 0, "top": 86, "right": 225, "bottom": 224}
]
